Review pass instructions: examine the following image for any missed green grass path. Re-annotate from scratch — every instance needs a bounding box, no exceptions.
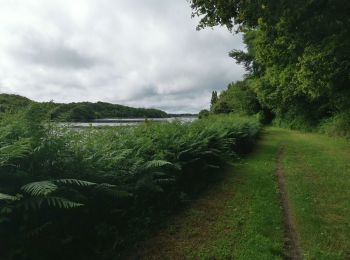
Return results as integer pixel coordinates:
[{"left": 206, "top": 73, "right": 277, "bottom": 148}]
[{"left": 131, "top": 128, "right": 350, "bottom": 259}]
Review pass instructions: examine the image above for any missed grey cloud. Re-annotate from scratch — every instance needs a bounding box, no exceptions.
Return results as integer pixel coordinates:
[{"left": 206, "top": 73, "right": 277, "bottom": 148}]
[
  {"left": 13, "top": 34, "right": 99, "bottom": 69},
  {"left": 0, "top": 0, "right": 246, "bottom": 113}
]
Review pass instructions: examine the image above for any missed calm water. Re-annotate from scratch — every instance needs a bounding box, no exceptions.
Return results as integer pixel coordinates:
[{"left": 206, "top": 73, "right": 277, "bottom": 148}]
[{"left": 62, "top": 117, "right": 197, "bottom": 129}]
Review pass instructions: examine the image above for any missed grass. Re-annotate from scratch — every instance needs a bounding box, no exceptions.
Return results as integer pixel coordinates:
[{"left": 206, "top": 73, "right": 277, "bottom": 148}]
[
  {"left": 131, "top": 128, "right": 350, "bottom": 259},
  {"left": 281, "top": 129, "right": 350, "bottom": 259},
  {"left": 131, "top": 128, "right": 287, "bottom": 259}
]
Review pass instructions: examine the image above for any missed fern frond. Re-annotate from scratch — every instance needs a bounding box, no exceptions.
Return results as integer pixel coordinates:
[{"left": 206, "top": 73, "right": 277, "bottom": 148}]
[
  {"left": 55, "top": 179, "right": 96, "bottom": 187},
  {"left": 206, "top": 164, "right": 220, "bottom": 169},
  {"left": 130, "top": 159, "right": 145, "bottom": 175},
  {"left": 0, "top": 193, "right": 18, "bottom": 201},
  {"left": 46, "top": 197, "right": 83, "bottom": 208},
  {"left": 0, "top": 138, "right": 31, "bottom": 166},
  {"left": 154, "top": 178, "right": 176, "bottom": 184},
  {"left": 21, "top": 181, "right": 58, "bottom": 196},
  {"left": 144, "top": 160, "right": 173, "bottom": 170},
  {"left": 94, "top": 184, "right": 132, "bottom": 198},
  {"left": 23, "top": 197, "right": 83, "bottom": 209}
]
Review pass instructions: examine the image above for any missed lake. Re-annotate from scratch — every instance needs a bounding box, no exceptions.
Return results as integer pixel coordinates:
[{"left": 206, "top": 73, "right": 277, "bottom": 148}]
[{"left": 62, "top": 117, "right": 197, "bottom": 128}]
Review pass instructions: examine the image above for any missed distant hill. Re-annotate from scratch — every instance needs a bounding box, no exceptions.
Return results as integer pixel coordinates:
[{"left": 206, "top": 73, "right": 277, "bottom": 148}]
[
  {"left": 168, "top": 113, "right": 198, "bottom": 117},
  {"left": 0, "top": 94, "right": 32, "bottom": 112},
  {"left": 0, "top": 93, "right": 168, "bottom": 121}
]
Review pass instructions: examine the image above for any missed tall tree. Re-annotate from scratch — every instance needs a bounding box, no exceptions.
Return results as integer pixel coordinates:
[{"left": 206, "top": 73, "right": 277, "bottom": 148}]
[
  {"left": 210, "top": 91, "right": 218, "bottom": 110},
  {"left": 191, "top": 0, "right": 350, "bottom": 128}
]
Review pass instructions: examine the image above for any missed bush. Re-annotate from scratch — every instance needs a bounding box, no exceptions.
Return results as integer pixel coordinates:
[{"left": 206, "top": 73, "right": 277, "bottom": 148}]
[
  {"left": 318, "top": 111, "right": 350, "bottom": 138},
  {"left": 198, "top": 109, "right": 210, "bottom": 119},
  {"left": 0, "top": 111, "right": 260, "bottom": 259}
]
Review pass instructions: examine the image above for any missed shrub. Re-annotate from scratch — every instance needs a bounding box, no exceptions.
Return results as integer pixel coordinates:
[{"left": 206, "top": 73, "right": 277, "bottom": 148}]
[
  {"left": 0, "top": 111, "right": 260, "bottom": 259},
  {"left": 318, "top": 111, "right": 350, "bottom": 138}
]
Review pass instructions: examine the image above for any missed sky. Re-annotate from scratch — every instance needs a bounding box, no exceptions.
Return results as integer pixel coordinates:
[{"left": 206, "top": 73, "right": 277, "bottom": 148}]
[{"left": 0, "top": 0, "right": 245, "bottom": 113}]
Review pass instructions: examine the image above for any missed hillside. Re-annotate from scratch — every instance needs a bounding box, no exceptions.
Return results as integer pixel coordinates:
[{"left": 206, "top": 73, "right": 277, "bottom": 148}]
[
  {"left": 0, "top": 93, "right": 168, "bottom": 121},
  {"left": 0, "top": 94, "right": 32, "bottom": 113}
]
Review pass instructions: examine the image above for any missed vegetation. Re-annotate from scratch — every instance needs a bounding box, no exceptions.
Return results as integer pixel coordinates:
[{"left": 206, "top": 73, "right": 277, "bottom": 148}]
[
  {"left": 130, "top": 128, "right": 350, "bottom": 259},
  {"left": 210, "top": 91, "right": 218, "bottom": 110},
  {"left": 0, "top": 94, "right": 32, "bottom": 113},
  {"left": 0, "top": 108, "right": 260, "bottom": 259},
  {"left": 131, "top": 128, "right": 286, "bottom": 259},
  {"left": 191, "top": 0, "right": 350, "bottom": 136},
  {"left": 198, "top": 109, "right": 210, "bottom": 119},
  {"left": 280, "top": 129, "right": 350, "bottom": 259},
  {"left": 0, "top": 94, "right": 168, "bottom": 122},
  {"left": 49, "top": 101, "right": 167, "bottom": 121},
  {"left": 1, "top": 1, "right": 348, "bottom": 258},
  {"left": 211, "top": 81, "right": 260, "bottom": 116}
]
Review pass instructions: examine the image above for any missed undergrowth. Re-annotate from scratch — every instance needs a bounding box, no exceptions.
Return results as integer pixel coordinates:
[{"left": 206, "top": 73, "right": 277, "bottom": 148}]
[{"left": 0, "top": 108, "right": 260, "bottom": 260}]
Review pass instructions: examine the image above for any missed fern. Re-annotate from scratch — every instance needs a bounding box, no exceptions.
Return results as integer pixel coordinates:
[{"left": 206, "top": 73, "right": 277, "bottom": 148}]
[
  {"left": 21, "top": 181, "right": 58, "bottom": 196},
  {"left": 144, "top": 160, "right": 174, "bottom": 170},
  {"left": 130, "top": 159, "right": 145, "bottom": 175},
  {"left": 206, "top": 164, "right": 220, "bottom": 169},
  {"left": 45, "top": 197, "right": 83, "bottom": 208},
  {"left": 55, "top": 179, "right": 96, "bottom": 187},
  {"left": 94, "top": 184, "right": 132, "bottom": 198},
  {"left": 0, "top": 138, "right": 31, "bottom": 166},
  {"left": 154, "top": 178, "right": 176, "bottom": 184},
  {"left": 0, "top": 193, "right": 19, "bottom": 201},
  {"left": 23, "top": 197, "right": 83, "bottom": 210}
]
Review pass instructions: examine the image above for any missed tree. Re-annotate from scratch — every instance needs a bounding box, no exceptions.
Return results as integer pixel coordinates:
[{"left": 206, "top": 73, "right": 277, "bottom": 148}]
[
  {"left": 198, "top": 109, "right": 210, "bottom": 119},
  {"left": 212, "top": 81, "right": 260, "bottom": 115},
  {"left": 210, "top": 91, "right": 218, "bottom": 111},
  {"left": 191, "top": 0, "right": 350, "bottom": 130}
]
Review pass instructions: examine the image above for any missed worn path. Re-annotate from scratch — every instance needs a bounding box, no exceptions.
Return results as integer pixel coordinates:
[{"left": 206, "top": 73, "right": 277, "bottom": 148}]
[{"left": 276, "top": 147, "right": 302, "bottom": 259}]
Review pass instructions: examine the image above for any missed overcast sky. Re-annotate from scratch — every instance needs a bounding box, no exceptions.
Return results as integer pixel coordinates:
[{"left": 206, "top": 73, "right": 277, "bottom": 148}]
[{"left": 0, "top": 0, "right": 245, "bottom": 113}]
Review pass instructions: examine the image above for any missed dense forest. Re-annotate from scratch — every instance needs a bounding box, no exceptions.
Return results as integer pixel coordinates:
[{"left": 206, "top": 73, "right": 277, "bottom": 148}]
[
  {"left": 193, "top": 0, "right": 350, "bottom": 137},
  {"left": 0, "top": 94, "right": 168, "bottom": 121}
]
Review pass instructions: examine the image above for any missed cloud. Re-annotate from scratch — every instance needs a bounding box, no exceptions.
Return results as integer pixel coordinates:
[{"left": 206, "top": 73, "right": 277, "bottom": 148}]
[
  {"left": 13, "top": 34, "right": 99, "bottom": 69},
  {"left": 0, "top": 0, "right": 245, "bottom": 113}
]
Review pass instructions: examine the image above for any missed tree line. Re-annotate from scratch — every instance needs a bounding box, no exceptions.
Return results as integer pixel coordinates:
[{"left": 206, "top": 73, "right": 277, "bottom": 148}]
[
  {"left": 0, "top": 94, "right": 168, "bottom": 121},
  {"left": 193, "top": 0, "right": 350, "bottom": 136}
]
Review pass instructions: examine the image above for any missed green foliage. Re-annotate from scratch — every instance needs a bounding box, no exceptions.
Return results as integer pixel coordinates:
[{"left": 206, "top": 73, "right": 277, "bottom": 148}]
[
  {"left": 66, "top": 104, "right": 95, "bottom": 122},
  {"left": 49, "top": 101, "right": 168, "bottom": 121},
  {"left": 212, "top": 81, "right": 261, "bottom": 116},
  {"left": 55, "top": 179, "right": 96, "bottom": 187},
  {"left": 0, "top": 109, "right": 260, "bottom": 260},
  {"left": 191, "top": 0, "right": 350, "bottom": 135},
  {"left": 318, "top": 111, "right": 350, "bottom": 138},
  {"left": 198, "top": 109, "right": 210, "bottom": 119},
  {"left": 0, "top": 94, "right": 32, "bottom": 113},
  {"left": 210, "top": 91, "right": 218, "bottom": 109},
  {"left": 0, "top": 93, "right": 168, "bottom": 122},
  {"left": 21, "top": 181, "right": 58, "bottom": 196},
  {"left": 23, "top": 197, "right": 84, "bottom": 210},
  {"left": 0, "top": 193, "right": 19, "bottom": 201}
]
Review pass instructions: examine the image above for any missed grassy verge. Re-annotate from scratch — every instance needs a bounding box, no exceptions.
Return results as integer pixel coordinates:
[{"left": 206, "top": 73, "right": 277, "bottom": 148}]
[
  {"left": 131, "top": 128, "right": 287, "bottom": 259},
  {"left": 281, "top": 130, "right": 350, "bottom": 259}
]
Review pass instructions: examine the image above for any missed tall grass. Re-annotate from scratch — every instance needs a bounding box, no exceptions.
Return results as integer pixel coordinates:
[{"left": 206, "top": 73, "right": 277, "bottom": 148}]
[{"left": 0, "top": 109, "right": 260, "bottom": 260}]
